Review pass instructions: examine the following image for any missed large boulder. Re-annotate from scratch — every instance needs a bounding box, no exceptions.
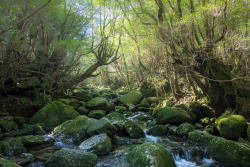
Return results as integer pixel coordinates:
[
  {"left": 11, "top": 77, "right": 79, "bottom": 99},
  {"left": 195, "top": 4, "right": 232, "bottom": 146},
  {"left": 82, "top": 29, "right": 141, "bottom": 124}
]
[
  {"left": 215, "top": 115, "right": 248, "bottom": 139},
  {"left": 157, "top": 106, "right": 193, "bottom": 125},
  {"left": 117, "top": 91, "right": 142, "bottom": 107},
  {"left": 174, "top": 104, "right": 197, "bottom": 121},
  {"left": 86, "top": 97, "right": 114, "bottom": 112},
  {"left": 87, "top": 118, "right": 117, "bottom": 137},
  {"left": 127, "top": 142, "right": 176, "bottom": 167},
  {"left": 44, "top": 148, "right": 97, "bottom": 167},
  {"left": 105, "top": 112, "right": 126, "bottom": 132},
  {"left": 0, "top": 158, "right": 20, "bottom": 167},
  {"left": 79, "top": 133, "right": 112, "bottom": 156},
  {"left": 53, "top": 115, "right": 97, "bottom": 143},
  {"left": 146, "top": 124, "right": 167, "bottom": 136},
  {"left": 176, "top": 123, "right": 195, "bottom": 136},
  {"left": 124, "top": 121, "right": 145, "bottom": 138},
  {"left": 0, "top": 120, "right": 19, "bottom": 133},
  {"left": 0, "top": 137, "right": 27, "bottom": 156},
  {"left": 18, "top": 135, "right": 54, "bottom": 146},
  {"left": 188, "top": 130, "right": 250, "bottom": 167},
  {"left": 29, "top": 101, "right": 79, "bottom": 128},
  {"left": 88, "top": 110, "right": 106, "bottom": 119}
]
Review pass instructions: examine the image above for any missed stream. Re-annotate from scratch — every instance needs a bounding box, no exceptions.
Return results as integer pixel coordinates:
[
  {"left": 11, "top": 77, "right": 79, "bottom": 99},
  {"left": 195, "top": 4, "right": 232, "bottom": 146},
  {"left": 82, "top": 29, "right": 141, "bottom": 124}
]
[{"left": 12, "top": 112, "right": 223, "bottom": 167}]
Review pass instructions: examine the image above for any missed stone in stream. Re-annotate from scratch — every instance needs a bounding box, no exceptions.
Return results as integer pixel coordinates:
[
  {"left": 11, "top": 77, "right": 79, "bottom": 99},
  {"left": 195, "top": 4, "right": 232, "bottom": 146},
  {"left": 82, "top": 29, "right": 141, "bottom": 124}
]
[
  {"left": 18, "top": 135, "right": 54, "bottom": 146},
  {"left": 5, "top": 123, "right": 45, "bottom": 137},
  {"left": 115, "top": 106, "right": 127, "bottom": 113},
  {"left": 176, "top": 123, "right": 195, "bottom": 136},
  {"left": 105, "top": 112, "right": 126, "bottom": 133},
  {"left": 124, "top": 121, "right": 145, "bottom": 138},
  {"left": 87, "top": 118, "right": 117, "bottom": 137},
  {"left": 79, "top": 133, "right": 112, "bottom": 156},
  {"left": 0, "top": 157, "right": 20, "bottom": 167},
  {"left": 127, "top": 142, "right": 176, "bottom": 167},
  {"left": 88, "top": 110, "right": 106, "bottom": 119},
  {"left": 157, "top": 106, "right": 193, "bottom": 125},
  {"left": 29, "top": 101, "right": 80, "bottom": 128},
  {"left": 0, "top": 119, "right": 19, "bottom": 133},
  {"left": 215, "top": 114, "right": 248, "bottom": 140},
  {"left": 174, "top": 104, "right": 197, "bottom": 122},
  {"left": 44, "top": 148, "right": 97, "bottom": 167},
  {"left": 0, "top": 137, "right": 27, "bottom": 156},
  {"left": 147, "top": 124, "right": 167, "bottom": 136},
  {"left": 53, "top": 115, "right": 97, "bottom": 143},
  {"left": 168, "top": 125, "right": 178, "bottom": 135},
  {"left": 117, "top": 91, "right": 142, "bottom": 107},
  {"left": 86, "top": 97, "right": 114, "bottom": 112},
  {"left": 188, "top": 130, "right": 250, "bottom": 167}
]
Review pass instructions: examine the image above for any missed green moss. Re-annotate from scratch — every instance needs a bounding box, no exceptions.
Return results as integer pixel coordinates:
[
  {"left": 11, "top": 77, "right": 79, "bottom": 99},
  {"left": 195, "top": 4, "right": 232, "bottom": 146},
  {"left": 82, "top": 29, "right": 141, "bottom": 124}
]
[
  {"left": 0, "top": 120, "right": 19, "bottom": 133},
  {"left": 87, "top": 97, "right": 107, "bottom": 109},
  {"left": 5, "top": 123, "right": 45, "bottom": 137},
  {"left": 29, "top": 101, "right": 80, "bottom": 128},
  {"left": 174, "top": 104, "right": 197, "bottom": 121},
  {"left": 157, "top": 106, "right": 192, "bottom": 125},
  {"left": 0, "top": 158, "right": 20, "bottom": 167},
  {"left": 188, "top": 130, "right": 250, "bottom": 167},
  {"left": 215, "top": 115, "right": 247, "bottom": 139},
  {"left": 117, "top": 91, "right": 142, "bottom": 107},
  {"left": 87, "top": 118, "right": 117, "bottom": 137},
  {"left": 18, "top": 135, "right": 54, "bottom": 146},
  {"left": 88, "top": 110, "right": 106, "bottom": 119},
  {"left": 0, "top": 137, "right": 26, "bottom": 156},
  {"left": 147, "top": 124, "right": 167, "bottom": 136},
  {"left": 127, "top": 142, "right": 176, "bottom": 167},
  {"left": 124, "top": 121, "right": 145, "bottom": 138},
  {"left": 176, "top": 123, "right": 195, "bottom": 136}
]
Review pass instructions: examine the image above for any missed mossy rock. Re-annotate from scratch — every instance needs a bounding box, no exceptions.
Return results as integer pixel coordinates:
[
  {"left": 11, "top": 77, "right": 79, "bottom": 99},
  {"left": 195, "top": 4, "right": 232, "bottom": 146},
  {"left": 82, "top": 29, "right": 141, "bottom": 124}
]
[
  {"left": 79, "top": 133, "right": 112, "bottom": 156},
  {"left": 176, "top": 123, "right": 195, "bottom": 136},
  {"left": 13, "top": 117, "right": 25, "bottom": 127},
  {"left": 0, "top": 158, "right": 20, "bottom": 167},
  {"left": 147, "top": 97, "right": 160, "bottom": 104},
  {"left": 44, "top": 148, "right": 97, "bottom": 167},
  {"left": 88, "top": 110, "right": 106, "bottom": 119},
  {"left": 87, "top": 118, "right": 117, "bottom": 137},
  {"left": 188, "top": 130, "right": 250, "bottom": 167},
  {"left": 145, "top": 121, "right": 157, "bottom": 128},
  {"left": 147, "top": 124, "right": 167, "bottom": 136},
  {"left": 157, "top": 106, "right": 192, "bottom": 125},
  {"left": 105, "top": 112, "right": 126, "bottom": 132},
  {"left": 0, "top": 120, "right": 19, "bottom": 133},
  {"left": 57, "top": 98, "right": 80, "bottom": 108},
  {"left": 247, "top": 126, "right": 250, "bottom": 139},
  {"left": 140, "top": 87, "right": 157, "bottom": 98},
  {"left": 134, "top": 114, "right": 153, "bottom": 122},
  {"left": 29, "top": 101, "right": 80, "bottom": 128},
  {"left": 77, "top": 106, "right": 89, "bottom": 115},
  {"left": 18, "top": 135, "right": 54, "bottom": 146},
  {"left": 168, "top": 125, "right": 178, "bottom": 135},
  {"left": 127, "top": 142, "right": 176, "bottom": 167},
  {"left": 115, "top": 106, "right": 127, "bottom": 113},
  {"left": 117, "top": 91, "right": 142, "bottom": 107},
  {"left": 53, "top": 115, "right": 97, "bottom": 143},
  {"left": 0, "top": 137, "right": 27, "bottom": 156},
  {"left": 124, "top": 121, "right": 145, "bottom": 138},
  {"left": 87, "top": 97, "right": 114, "bottom": 111},
  {"left": 215, "top": 115, "right": 247, "bottom": 140},
  {"left": 5, "top": 123, "right": 45, "bottom": 137},
  {"left": 136, "top": 98, "right": 150, "bottom": 108},
  {"left": 174, "top": 104, "right": 197, "bottom": 122}
]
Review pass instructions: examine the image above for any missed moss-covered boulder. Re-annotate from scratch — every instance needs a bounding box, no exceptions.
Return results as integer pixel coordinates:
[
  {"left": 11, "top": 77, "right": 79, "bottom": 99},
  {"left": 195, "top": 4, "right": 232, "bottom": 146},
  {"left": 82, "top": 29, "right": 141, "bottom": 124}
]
[
  {"left": 168, "top": 125, "right": 178, "bottom": 135},
  {"left": 215, "top": 115, "right": 248, "bottom": 139},
  {"left": 0, "top": 158, "right": 20, "bottom": 167},
  {"left": 87, "top": 118, "right": 117, "bottom": 137},
  {"left": 88, "top": 110, "right": 106, "bottom": 119},
  {"left": 124, "top": 121, "right": 145, "bottom": 138},
  {"left": 127, "top": 142, "right": 176, "bottom": 167},
  {"left": 5, "top": 123, "right": 45, "bottom": 137},
  {"left": 44, "top": 148, "right": 97, "bottom": 167},
  {"left": 115, "top": 106, "right": 127, "bottom": 113},
  {"left": 86, "top": 97, "right": 114, "bottom": 112},
  {"left": 117, "top": 91, "right": 142, "bottom": 107},
  {"left": 13, "top": 117, "right": 25, "bottom": 127},
  {"left": 0, "top": 137, "right": 27, "bottom": 156},
  {"left": 53, "top": 115, "right": 97, "bottom": 143},
  {"left": 105, "top": 112, "right": 126, "bottom": 133},
  {"left": 188, "top": 130, "right": 250, "bottom": 167},
  {"left": 147, "top": 124, "right": 167, "bottom": 136},
  {"left": 157, "top": 106, "right": 193, "bottom": 125},
  {"left": 79, "top": 133, "right": 112, "bottom": 156},
  {"left": 176, "top": 123, "right": 195, "bottom": 136},
  {"left": 29, "top": 101, "right": 80, "bottom": 128},
  {"left": 247, "top": 126, "right": 250, "bottom": 139},
  {"left": 57, "top": 98, "right": 80, "bottom": 108},
  {"left": 0, "top": 120, "right": 19, "bottom": 133},
  {"left": 18, "top": 135, "right": 54, "bottom": 146},
  {"left": 77, "top": 106, "right": 89, "bottom": 115},
  {"left": 136, "top": 98, "right": 150, "bottom": 108},
  {"left": 174, "top": 104, "right": 197, "bottom": 121}
]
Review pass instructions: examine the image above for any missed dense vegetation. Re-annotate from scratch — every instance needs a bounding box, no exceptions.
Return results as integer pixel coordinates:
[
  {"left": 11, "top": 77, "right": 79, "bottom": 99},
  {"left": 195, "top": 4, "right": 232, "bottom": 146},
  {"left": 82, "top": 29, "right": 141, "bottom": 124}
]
[{"left": 0, "top": 0, "right": 249, "bottom": 166}]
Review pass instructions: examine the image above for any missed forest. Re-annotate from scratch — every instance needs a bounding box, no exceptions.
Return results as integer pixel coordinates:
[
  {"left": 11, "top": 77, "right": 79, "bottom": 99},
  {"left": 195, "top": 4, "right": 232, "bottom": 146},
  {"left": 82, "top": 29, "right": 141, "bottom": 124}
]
[{"left": 0, "top": 0, "right": 249, "bottom": 167}]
